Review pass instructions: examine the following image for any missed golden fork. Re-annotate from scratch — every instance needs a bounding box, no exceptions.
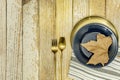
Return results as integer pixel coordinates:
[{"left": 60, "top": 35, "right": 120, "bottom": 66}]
[
  {"left": 51, "top": 39, "right": 58, "bottom": 80},
  {"left": 58, "top": 37, "right": 66, "bottom": 80}
]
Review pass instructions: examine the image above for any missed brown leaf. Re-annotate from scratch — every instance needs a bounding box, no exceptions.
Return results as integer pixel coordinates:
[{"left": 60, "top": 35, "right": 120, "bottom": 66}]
[
  {"left": 87, "top": 53, "right": 109, "bottom": 66},
  {"left": 81, "top": 33, "right": 112, "bottom": 66},
  {"left": 97, "top": 33, "right": 106, "bottom": 39}
]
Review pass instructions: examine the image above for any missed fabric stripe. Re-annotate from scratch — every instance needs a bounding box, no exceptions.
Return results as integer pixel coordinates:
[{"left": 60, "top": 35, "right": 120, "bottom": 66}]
[
  {"left": 69, "top": 70, "right": 90, "bottom": 80},
  {"left": 70, "top": 66, "right": 107, "bottom": 80},
  {"left": 70, "top": 67, "right": 99, "bottom": 80},
  {"left": 71, "top": 61, "right": 120, "bottom": 79},
  {"left": 70, "top": 61, "right": 120, "bottom": 79},
  {"left": 69, "top": 54, "right": 120, "bottom": 80},
  {"left": 69, "top": 73, "right": 83, "bottom": 80}
]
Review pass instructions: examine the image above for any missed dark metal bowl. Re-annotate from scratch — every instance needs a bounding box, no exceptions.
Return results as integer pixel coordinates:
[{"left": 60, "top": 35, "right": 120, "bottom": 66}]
[{"left": 70, "top": 16, "right": 119, "bottom": 68}]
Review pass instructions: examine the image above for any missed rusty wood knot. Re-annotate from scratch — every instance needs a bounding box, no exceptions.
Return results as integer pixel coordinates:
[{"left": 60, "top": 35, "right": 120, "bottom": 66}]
[{"left": 23, "top": 0, "right": 31, "bottom": 5}]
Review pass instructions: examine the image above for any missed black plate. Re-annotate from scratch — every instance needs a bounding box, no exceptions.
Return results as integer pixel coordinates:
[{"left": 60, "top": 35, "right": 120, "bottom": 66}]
[{"left": 72, "top": 23, "right": 118, "bottom": 68}]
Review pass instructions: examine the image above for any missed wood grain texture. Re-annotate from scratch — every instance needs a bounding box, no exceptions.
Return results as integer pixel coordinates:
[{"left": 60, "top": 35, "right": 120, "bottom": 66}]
[
  {"left": 56, "top": 0, "right": 72, "bottom": 80},
  {"left": 6, "top": 0, "right": 23, "bottom": 80},
  {"left": 23, "top": 0, "right": 39, "bottom": 80},
  {"left": 23, "top": 0, "right": 31, "bottom": 5},
  {"left": 106, "top": 0, "right": 120, "bottom": 46},
  {"left": 39, "top": 0, "right": 56, "bottom": 80},
  {"left": 89, "top": 0, "right": 106, "bottom": 17},
  {"left": 73, "top": 0, "right": 89, "bottom": 26},
  {"left": 0, "top": 0, "right": 119, "bottom": 80},
  {"left": 0, "top": 0, "right": 6, "bottom": 80}
]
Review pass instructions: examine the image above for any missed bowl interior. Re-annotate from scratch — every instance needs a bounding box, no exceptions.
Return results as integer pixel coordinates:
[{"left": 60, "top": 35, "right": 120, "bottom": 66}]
[{"left": 72, "top": 23, "right": 118, "bottom": 68}]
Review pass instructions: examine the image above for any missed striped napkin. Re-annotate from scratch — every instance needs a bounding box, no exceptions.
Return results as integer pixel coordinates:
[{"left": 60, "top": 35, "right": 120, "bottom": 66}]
[{"left": 68, "top": 51, "right": 120, "bottom": 80}]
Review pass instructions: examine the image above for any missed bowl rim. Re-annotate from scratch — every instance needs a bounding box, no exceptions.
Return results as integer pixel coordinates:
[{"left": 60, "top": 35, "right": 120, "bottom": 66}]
[{"left": 70, "top": 16, "right": 119, "bottom": 47}]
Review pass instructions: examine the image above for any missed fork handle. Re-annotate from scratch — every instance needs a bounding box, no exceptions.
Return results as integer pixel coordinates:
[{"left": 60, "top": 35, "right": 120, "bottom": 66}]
[{"left": 54, "top": 53, "right": 57, "bottom": 80}]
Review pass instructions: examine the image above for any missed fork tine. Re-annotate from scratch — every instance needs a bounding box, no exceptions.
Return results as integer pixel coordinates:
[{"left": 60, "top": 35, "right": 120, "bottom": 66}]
[
  {"left": 52, "top": 39, "right": 57, "bottom": 47},
  {"left": 55, "top": 39, "right": 57, "bottom": 46},
  {"left": 52, "top": 39, "right": 54, "bottom": 46},
  {"left": 53, "top": 39, "right": 55, "bottom": 45},
  {"left": 52, "top": 39, "right": 53, "bottom": 46},
  {"left": 52, "top": 39, "right": 55, "bottom": 45},
  {"left": 56, "top": 40, "right": 57, "bottom": 45}
]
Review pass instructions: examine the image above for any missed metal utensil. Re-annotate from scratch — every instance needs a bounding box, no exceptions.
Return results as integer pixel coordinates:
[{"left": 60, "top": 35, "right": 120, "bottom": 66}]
[
  {"left": 58, "top": 37, "right": 66, "bottom": 52},
  {"left": 51, "top": 39, "right": 58, "bottom": 80},
  {"left": 58, "top": 37, "right": 66, "bottom": 80}
]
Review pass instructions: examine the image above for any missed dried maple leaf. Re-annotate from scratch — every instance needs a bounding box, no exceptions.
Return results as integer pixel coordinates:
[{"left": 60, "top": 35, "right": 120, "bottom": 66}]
[
  {"left": 97, "top": 33, "right": 106, "bottom": 39},
  {"left": 81, "top": 33, "right": 112, "bottom": 66}
]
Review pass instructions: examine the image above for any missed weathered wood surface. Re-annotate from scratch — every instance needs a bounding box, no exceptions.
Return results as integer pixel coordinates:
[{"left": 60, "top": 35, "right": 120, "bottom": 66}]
[
  {"left": 73, "top": 0, "right": 89, "bottom": 26},
  {"left": 89, "top": 0, "right": 106, "bottom": 17},
  {"left": 0, "top": 0, "right": 6, "bottom": 80},
  {"left": 23, "top": 0, "right": 39, "bottom": 80},
  {"left": 39, "top": 0, "right": 56, "bottom": 80},
  {"left": 6, "top": 0, "right": 23, "bottom": 80},
  {"left": 106, "top": 0, "right": 120, "bottom": 46},
  {"left": 0, "top": 0, "right": 120, "bottom": 80}
]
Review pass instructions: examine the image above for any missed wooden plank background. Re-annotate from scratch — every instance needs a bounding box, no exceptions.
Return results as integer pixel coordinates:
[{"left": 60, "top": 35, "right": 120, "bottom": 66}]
[
  {"left": 0, "top": 0, "right": 6, "bottom": 80},
  {"left": 6, "top": 0, "right": 23, "bottom": 80},
  {"left": 0, "top": 0, "right": 120, "bottom": 80},
  {"left": 23, "top": 0, "right": 39, "bottom": 80}
]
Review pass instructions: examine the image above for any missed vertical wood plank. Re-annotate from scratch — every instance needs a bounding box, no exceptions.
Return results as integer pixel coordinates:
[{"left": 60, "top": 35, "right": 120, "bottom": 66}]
[
  {"left": 73, "top": 0, "right": 89, "bottom": 26},
  {"left": 39, "top": 0, "right": 56, "bottom": 80},
  {"left": 23, "top": 0, "right": 39, "bottom": 80},
  {"left": 89, "top": 0, "right": 106, "bottom": 17},
  {"left": 72, "top": 0, "right": 89, "bottom": 79},
  {"left": 56, "top": 0, "right": 72, "bottom": 79},
  {"left": 0, "top": 0, "right": 6, "bottom": 80},
  {"left": 6, "top": 0, "right": 23, "bottom": 80},
  {"left": 106, "top": 0, "right": 120, "bottom": 46}
]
